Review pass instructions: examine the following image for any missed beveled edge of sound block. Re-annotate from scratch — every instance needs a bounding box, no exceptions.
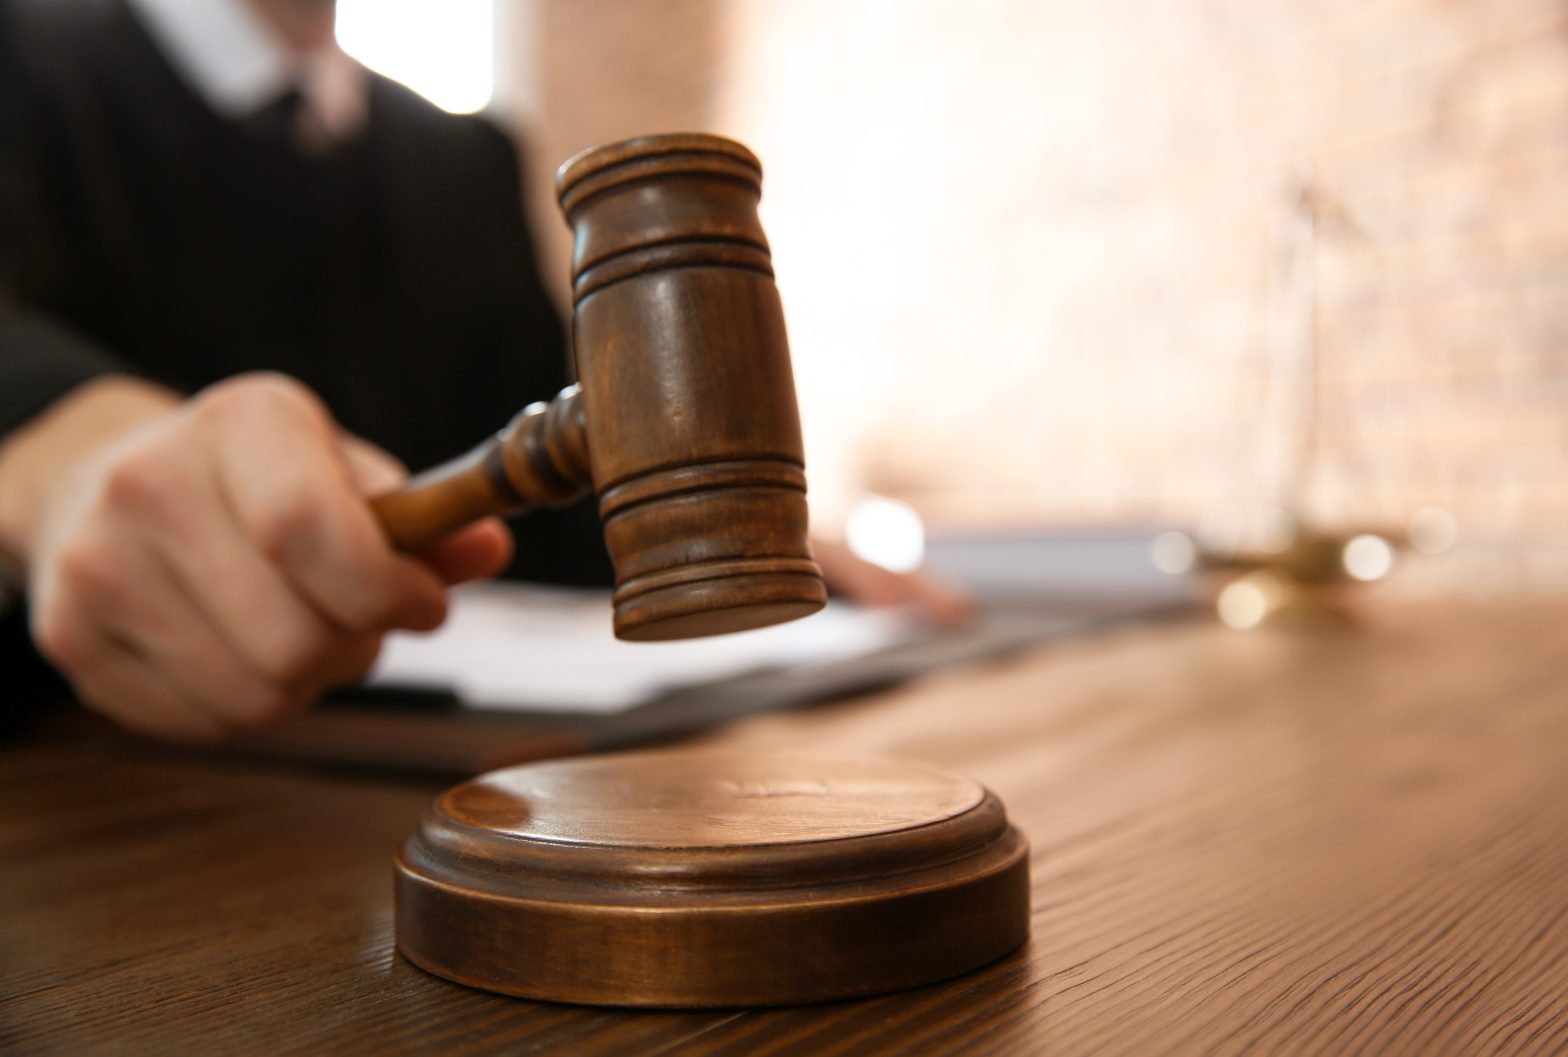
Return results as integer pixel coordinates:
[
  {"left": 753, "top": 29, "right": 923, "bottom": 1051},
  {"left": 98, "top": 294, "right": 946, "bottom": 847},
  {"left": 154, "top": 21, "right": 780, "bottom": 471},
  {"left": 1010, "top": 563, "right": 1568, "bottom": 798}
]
[{"left": 394, "top": 749, "right": 1031, "bottom": 1007}]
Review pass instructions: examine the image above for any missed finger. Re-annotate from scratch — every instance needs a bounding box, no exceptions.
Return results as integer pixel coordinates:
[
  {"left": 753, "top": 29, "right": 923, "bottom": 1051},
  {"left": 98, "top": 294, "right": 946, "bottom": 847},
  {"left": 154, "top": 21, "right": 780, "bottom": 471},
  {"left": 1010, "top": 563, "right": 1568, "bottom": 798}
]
[
  {"left": 308, "top": 630, "right": 385, "bottom": 693},
  {"left": 340, "top": 433, "right": 512, "bottom": 584},
  {"left": 811, "top": 538, "right": 906, "bottom": 605},
  {"left": 102, "top": 523, "right": 307, "bottom": 729},
  {"left": 31, "top": 519, "right": 273, "bottom": 732},
  {"left": 71, "top": 633, "right": 232, "bottom": 744},
  {"left": 143, "top": 447, "right": 378, "bottom": 699},
  {"left": 346, "top": 427, "right": 513, "bottom": 584},
  {"left": 83, "top": 438, "right": 326, "bottom": 724},
  {"left": 420, "top": 517, "right": 514, "bottom": 585},
  {"left": 81, "top": 403, "right": 372, "bottom": 725},
  {"left": 902, "top": 573, "right": 978, "bottom": 626},
  {"left": 27, "top": 514, "right": 221, "bottom": 742},
  {"left": 812, "top": 537, "right": 977, "bottom": 626},
  {"left": 202, "top": 377, "right": 447, "bottom": 632}
]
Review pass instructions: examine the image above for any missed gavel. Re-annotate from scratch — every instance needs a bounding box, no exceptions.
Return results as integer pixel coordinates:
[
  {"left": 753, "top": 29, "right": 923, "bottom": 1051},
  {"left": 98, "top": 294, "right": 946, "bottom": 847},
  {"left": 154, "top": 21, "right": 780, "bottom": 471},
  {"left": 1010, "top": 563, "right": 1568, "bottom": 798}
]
[
  {"left": 369, "top": 133, "right": 827, "bottom": 641},
  {"left": 379, "top": 136, "right": 1030, "bottom": 1009}
]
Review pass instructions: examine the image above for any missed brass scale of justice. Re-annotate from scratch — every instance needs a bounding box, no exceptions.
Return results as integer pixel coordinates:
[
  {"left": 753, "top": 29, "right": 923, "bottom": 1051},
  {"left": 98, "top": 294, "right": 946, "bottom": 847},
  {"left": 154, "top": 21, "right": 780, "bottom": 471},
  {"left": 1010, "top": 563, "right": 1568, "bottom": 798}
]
[{"left": 367, "top": 133, "right": 1030, "bottom": 1007}]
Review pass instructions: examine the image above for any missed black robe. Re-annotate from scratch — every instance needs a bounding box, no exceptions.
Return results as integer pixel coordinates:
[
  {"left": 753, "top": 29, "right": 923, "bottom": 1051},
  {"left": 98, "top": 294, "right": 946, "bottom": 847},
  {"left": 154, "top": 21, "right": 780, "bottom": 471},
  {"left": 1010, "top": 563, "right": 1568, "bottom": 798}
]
[{"left": 0, "top": 0, "right": 612, "bottom": 714}]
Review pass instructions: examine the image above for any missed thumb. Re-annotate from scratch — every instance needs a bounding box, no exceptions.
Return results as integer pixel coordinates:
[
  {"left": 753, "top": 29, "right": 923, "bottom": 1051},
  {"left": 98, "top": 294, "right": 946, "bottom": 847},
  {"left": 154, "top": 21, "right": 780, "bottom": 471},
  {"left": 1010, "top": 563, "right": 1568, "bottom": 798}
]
[{"left": 339, "top": 433, "right": 515, "bottom": 581}]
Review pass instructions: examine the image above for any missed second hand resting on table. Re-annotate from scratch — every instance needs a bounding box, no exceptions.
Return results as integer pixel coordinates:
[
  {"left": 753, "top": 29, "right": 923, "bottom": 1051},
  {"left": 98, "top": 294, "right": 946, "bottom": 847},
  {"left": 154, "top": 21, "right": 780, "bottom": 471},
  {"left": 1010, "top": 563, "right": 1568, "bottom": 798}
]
[{"left": 0, "top": 372, "right": 970, "bottom": 743}]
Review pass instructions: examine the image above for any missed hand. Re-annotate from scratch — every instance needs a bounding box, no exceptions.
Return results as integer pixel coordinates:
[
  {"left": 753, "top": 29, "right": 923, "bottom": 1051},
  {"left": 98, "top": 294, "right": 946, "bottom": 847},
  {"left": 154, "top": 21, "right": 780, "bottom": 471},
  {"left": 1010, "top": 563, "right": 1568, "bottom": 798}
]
[
  {"left": 0, "top": 373, "right": 511, "bottom": 742},
  {"left": 811, "top": 536, "right": 976, "bottom": 626}
]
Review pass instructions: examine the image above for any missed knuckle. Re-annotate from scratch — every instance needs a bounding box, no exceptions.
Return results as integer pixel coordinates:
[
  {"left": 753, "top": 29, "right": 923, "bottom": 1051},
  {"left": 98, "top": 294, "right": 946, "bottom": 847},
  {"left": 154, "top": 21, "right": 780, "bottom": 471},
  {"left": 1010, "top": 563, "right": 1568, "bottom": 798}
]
[
  {"left": 250, "top": 490, "right": 330, "bottom": 563},
  {"left": 203, "top": 372, "right": 327, "bottom": 427},
  {"left": 101, "top": 444, "right": 180, "bottom": 516},
  {"left": 56, "top": 539, "right": 123, "bottom": 602},
  {"left": 255, "top": 630, "right": 327, "bottom": 688},
  {"left": 31, "top": 606, "right": 86, "bottom": 670},
  {"left": 326, "top": 574, "right": 404, "bottom": 633}
]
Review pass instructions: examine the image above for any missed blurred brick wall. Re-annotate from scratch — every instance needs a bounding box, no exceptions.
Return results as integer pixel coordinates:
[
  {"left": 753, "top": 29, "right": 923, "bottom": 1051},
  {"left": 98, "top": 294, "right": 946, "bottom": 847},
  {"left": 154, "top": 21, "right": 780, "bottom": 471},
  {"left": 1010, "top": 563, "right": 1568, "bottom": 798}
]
[
  {"left": 511, "top": 0, "right": 728, "bottom": 308},
  {"left": 508, "top": 0, "right": 1568, "bottom": 577}
]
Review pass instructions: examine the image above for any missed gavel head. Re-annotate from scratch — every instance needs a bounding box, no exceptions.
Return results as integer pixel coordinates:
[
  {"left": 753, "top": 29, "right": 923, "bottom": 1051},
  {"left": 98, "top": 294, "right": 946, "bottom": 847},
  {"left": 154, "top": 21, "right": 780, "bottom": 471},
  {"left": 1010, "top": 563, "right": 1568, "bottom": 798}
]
[{"left": 555, "top": 134, "right": 827, "bottom": 641}]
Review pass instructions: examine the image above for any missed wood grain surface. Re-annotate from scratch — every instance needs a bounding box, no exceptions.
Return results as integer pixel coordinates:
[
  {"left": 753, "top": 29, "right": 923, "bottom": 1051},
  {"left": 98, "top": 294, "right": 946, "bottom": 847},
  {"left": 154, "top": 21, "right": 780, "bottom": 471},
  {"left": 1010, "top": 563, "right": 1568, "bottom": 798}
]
[
  {"left": 5, "top": 600, "right": 1568, "bottom": 1055},
  {"left": 437, "top": 750, "right": 985, "bottom": 846}
]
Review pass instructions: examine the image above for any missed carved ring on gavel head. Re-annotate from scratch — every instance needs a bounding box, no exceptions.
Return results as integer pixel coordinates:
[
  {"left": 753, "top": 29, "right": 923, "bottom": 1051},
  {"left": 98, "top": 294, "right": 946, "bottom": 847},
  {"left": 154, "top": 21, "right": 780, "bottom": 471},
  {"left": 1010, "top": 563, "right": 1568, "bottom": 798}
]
[{"left": 369, "top": 133, "right": 828, "bottom": 641}]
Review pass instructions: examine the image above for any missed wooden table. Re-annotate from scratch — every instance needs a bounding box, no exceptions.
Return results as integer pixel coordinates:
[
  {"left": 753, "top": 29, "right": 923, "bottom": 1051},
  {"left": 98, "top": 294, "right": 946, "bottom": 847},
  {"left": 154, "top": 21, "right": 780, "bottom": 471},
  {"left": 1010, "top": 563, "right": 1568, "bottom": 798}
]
[{"left": 5, "top": 601, "right": 1568, "bottom": 1056}]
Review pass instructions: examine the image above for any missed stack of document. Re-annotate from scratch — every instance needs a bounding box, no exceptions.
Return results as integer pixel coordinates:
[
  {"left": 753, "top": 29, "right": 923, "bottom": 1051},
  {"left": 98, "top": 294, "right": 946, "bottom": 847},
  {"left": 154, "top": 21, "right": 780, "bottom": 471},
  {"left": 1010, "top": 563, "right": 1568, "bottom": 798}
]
[{"left": 370, "top": 582, "right": 916, "bottom": 714}]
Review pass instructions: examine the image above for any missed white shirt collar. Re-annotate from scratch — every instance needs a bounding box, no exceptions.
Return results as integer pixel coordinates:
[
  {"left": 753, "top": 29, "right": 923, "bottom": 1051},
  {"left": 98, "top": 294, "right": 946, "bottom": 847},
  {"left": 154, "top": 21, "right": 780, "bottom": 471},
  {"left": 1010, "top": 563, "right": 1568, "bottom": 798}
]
[{"left": 128, "top": 0, "right": 368, "bottom": 144}]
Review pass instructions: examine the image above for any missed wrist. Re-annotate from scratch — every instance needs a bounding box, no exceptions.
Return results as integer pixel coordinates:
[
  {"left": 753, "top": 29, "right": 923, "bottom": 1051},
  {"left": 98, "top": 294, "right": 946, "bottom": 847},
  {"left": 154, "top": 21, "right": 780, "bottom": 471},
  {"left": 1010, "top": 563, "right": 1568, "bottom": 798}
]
[{"left": 0, "top": 376, "right": 181, "bottom": 572}]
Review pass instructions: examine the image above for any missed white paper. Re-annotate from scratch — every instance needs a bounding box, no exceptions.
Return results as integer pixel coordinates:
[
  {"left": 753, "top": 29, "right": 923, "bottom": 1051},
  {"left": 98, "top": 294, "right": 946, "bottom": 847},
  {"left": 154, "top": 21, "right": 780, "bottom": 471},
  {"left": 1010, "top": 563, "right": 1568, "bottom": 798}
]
[{"left": 368, "top": 582, "right": 915, "bottom": 713}]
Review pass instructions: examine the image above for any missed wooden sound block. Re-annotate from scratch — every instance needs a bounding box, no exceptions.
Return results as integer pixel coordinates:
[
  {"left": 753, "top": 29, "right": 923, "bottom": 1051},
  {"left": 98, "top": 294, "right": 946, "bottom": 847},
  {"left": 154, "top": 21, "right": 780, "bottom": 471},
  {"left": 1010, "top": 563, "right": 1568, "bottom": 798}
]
[{"left": 395, "top": 749, "right": 1030, "bottom": 1007}]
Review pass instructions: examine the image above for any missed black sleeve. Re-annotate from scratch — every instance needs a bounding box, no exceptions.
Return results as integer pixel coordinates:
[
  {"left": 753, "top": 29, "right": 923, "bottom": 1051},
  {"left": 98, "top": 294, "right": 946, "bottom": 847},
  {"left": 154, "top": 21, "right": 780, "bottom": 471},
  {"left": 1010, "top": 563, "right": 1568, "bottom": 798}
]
[
  {"left": 0, "top": 313, "right": 126, "bottom": 438},
  {"left": 0, "top": 0, "right": 128, "bottom": 442}
]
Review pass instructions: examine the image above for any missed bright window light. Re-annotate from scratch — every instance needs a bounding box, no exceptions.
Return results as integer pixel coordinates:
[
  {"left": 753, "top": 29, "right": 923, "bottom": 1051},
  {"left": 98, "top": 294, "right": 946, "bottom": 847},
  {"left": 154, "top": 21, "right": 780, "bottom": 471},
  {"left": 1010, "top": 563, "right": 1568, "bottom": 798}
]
[
  {"left": 1217, "top": 572, "right": 1285, "bottom": 631},
  {"left": 337, "top": 0, "right": 493, "bottom": 114},
  {"left": 1342, "top": 534, "right": 1395, "bottom": 582},
  {"left": 846, "top": 495, "right": 926, "bottom": 574}
]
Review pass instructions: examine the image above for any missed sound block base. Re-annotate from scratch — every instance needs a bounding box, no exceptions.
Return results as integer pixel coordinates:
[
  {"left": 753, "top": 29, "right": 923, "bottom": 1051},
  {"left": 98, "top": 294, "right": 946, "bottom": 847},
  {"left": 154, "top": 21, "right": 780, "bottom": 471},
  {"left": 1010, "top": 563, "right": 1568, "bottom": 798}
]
[{"left": 395, "top": 749, "right": 1030, "bottom": 1007}]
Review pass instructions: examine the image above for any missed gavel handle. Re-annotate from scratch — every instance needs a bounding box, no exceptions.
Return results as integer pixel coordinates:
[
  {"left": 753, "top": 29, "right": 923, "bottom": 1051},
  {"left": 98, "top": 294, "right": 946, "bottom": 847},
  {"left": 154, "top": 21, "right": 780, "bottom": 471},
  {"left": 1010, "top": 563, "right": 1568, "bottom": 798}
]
[{"left": 369, "top": 385, "right": 591, "bottom": 553}]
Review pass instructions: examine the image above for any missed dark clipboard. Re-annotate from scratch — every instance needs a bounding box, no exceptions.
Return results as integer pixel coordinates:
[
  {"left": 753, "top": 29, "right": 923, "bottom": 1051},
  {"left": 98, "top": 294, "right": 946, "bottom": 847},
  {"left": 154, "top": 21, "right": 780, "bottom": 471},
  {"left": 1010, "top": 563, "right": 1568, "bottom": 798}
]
[{"left": 227, "top": 598, "right": 1189, "bottom": 777}]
